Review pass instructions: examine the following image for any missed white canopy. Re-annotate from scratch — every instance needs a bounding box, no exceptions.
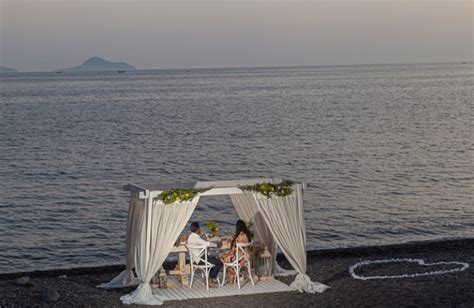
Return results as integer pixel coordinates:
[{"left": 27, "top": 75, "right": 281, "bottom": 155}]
[{"left": 98, "top": 177, "right": 329, "bottom": 305}]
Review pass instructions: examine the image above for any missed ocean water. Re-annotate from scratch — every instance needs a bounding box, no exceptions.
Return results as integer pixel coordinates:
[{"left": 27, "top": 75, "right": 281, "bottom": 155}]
[{"left": 0, "top": 63, "right": 473, "bottom": 274}]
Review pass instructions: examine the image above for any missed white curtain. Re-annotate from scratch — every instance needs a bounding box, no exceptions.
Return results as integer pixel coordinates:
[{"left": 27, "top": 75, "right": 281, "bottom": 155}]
[
  {"left": 97, "top": 193, "right": 143, "bottom": 289},
  {"left": 230, "top": 194, "right": 272, "bottom": 246},
  {"left": 120, "top": 194, "right": 200, "bottom": 305},
  {"left": 253, "top": 184, "right": 329, "bottom": 293},
  {"left": 229, "top": 194, "right": 293, "bottom": 275}
]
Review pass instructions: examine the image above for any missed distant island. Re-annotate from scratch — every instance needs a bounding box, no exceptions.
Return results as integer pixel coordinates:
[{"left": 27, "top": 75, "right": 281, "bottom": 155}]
[
  {"left": 55, "top": 57, "right": 136, "bottom": 72},
  {"left": 0, "top": 66, "right": 18, "bottom": 73}
]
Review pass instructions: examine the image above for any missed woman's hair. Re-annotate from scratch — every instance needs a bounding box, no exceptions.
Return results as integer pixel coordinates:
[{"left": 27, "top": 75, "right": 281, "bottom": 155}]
[{"left": 231, "top": 219, "right": 252, "bottom": 247}]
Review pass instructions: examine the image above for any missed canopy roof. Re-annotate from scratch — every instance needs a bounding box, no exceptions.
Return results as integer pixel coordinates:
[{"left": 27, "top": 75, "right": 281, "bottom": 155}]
[{"left": 124, "top": 177, "right": 307, "bottom": 198}]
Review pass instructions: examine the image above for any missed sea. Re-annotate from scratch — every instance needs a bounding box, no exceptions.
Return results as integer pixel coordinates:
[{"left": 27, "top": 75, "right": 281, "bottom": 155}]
[{"left": 0, "top": 63, "right": 472, "bottom": 274}]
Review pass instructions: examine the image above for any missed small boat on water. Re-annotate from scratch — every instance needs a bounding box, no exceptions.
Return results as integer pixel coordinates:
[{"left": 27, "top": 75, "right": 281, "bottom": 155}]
[{"left": 117, "top": 70, "right": 126, "bottom": 74}]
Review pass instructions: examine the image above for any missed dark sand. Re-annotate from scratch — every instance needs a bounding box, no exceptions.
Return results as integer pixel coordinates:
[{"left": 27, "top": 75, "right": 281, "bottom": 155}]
[{"left": 1, "top": 238, "right": 473, "bottom": 307}]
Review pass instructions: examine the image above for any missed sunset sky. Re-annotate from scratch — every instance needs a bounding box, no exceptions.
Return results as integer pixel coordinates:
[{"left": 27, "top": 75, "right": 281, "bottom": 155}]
[{"left": 1, "top": 0, "right": 472, "bottom": 71}]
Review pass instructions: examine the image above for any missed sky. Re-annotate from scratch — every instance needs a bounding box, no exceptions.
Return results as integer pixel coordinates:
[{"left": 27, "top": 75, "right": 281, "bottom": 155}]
[{"left": 0, "top": 0, "right": 472, "bottom": 72}]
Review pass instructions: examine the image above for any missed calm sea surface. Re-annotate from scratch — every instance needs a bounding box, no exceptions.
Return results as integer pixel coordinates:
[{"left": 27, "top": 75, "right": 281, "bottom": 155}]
[{"left": 0, "top": 63, "right": 473, "bottom": 273}]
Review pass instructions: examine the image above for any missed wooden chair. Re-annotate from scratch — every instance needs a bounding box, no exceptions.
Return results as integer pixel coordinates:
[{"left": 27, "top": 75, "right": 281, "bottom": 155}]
[
  {"left": 221, "top": 241, "right": 255, "bottom": 289},
  {"left": 186, "top": 244, "right": 215, "bottom": 291}
]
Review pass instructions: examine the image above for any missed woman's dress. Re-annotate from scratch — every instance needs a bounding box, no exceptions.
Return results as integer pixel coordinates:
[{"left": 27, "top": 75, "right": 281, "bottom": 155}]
[{"left": 219, "top": 231, "right": 250, "bottom": 283}]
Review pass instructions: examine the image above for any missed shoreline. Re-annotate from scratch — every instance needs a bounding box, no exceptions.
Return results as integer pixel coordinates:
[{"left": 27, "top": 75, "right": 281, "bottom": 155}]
[
  {"left": 1, "top": 237, "right": 471, "bottom": 279},
  {"left": 1, "top": 237, "right": 473, "bottom": 307}
]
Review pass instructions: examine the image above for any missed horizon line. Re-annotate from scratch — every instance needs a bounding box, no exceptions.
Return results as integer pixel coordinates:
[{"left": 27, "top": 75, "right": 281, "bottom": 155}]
[{"left": 2, "top": 60, "right": 472, "bottom": 74}]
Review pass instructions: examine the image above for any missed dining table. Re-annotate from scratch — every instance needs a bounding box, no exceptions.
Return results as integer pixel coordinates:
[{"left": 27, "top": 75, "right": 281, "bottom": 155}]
[{"left": 167, "top": 235, "right": 231, "bottom": 287}]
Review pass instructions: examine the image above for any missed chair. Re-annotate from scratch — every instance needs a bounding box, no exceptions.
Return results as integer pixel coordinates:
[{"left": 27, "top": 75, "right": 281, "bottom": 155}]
[
  {"left": 186, "top": 244, "right": 215, "bottom": 291},
  {"left": 221, "top": 241, "right": 255, "bottom": 289}
]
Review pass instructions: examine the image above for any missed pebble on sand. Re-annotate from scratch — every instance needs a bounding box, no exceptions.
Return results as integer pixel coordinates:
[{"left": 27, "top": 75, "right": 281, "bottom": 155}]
[
  {"left": 41, "top": 287, "right": 60, "bottom": 303},
  {"left": 16, "top": 276, "right": 33, "bottom": 287}
]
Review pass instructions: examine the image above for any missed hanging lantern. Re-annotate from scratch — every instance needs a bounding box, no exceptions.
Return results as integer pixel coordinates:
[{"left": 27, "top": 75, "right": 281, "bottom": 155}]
[{"left": 259, "top": 246, "right": 273, "bottom": 280}]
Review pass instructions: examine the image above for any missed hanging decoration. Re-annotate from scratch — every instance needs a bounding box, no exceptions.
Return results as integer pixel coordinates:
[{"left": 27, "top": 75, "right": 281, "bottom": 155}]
[
  {"left": 154, "top": 188, "right": 210, "bottom": 205},
  {"left": 239, "top": 180, "right": 294, "bottom": 197}
]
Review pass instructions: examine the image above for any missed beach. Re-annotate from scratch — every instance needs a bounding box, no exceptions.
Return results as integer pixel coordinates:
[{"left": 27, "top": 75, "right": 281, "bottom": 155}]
[{"left": 1, "top": 238, "right": 472, "bottom": 307}]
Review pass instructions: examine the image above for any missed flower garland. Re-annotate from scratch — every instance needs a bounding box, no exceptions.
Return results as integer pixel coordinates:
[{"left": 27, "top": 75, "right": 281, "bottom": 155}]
[
  {"left": 154, "top": 188, "right": 210, "bottom": 205},
  {"left": 239, "top": 180, "right": 294, "bottom": 197},
  {"left": 349, "top": 258, "right": 470, "bottom": 280}
]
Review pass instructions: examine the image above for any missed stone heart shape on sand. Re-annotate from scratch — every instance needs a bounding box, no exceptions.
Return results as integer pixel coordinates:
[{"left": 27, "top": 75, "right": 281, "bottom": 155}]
[{"left": 349, "top": 258, "right": 470, "bottom": 280}]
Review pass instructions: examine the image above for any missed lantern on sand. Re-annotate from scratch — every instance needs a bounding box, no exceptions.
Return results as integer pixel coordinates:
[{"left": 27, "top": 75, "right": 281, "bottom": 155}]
[{"left": 259, "top": 246, "right": 273, "bottom": 280}]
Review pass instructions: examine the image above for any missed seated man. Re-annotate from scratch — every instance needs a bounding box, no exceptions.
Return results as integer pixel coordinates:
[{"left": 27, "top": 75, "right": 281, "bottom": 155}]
[{"left": 187, "top": 222, "right": 223, "bottom": 286}]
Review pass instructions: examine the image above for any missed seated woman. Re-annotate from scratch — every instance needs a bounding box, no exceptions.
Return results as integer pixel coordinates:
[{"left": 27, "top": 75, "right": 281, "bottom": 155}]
[{"left": 219, "top": 219, "right": 252, "bottom": 283}]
